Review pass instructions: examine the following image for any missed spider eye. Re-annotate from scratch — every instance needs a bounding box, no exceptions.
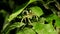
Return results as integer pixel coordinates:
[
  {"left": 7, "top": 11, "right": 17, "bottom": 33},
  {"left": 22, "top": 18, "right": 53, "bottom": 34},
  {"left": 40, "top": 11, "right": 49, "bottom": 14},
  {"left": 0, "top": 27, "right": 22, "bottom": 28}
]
[{"left": 29, "top": 10, "right": 32, "bottom": 13}]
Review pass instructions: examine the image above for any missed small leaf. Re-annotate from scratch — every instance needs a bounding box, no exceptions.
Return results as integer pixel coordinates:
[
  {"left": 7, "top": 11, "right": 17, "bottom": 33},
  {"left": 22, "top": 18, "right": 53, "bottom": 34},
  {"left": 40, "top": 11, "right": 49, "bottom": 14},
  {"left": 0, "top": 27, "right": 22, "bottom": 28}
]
[
  {"left": 16, "top": 28, "right": 35, "bottom": 34},
  {"left": 30, "top": 6, "right": 43, "bottom": 17},
  {"left": 2, "top": 22, "right": 25, "bottom": 34}
]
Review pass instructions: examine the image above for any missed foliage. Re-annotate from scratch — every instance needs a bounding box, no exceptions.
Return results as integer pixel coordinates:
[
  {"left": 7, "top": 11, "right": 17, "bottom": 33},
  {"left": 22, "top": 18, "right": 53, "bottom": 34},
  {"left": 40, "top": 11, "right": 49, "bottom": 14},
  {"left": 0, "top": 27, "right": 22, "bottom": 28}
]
[{"left": 0, "top": 0, "right": 60, "bottom": 34}]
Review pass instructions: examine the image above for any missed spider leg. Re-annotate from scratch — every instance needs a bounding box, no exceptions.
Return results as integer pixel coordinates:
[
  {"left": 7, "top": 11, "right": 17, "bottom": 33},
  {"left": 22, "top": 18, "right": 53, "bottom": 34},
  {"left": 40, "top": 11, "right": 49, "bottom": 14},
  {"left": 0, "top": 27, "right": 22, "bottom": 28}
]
[
  {"left": 22, "top": 10, "right": 29, "bottom": 15},
  {"left": 21, "top": 17, "right": 25, "bottom": 23},
  {"left": 24, "top": 18, "right": 26, "bottom": 23},
  {"left": 36, "top": 16, "right": 38, "bottom": 21},
  {"left": 27, "top": 18, "right": 32, "bottom": 25},
  {"left": 25, "top": 10, "right": 29, "bottom": 15},
  {"left": 21, "top": 18, "right": 24, "bottom": 23},
  {"left": 22, "top": 10, "right": 27, "bottom": 14}
]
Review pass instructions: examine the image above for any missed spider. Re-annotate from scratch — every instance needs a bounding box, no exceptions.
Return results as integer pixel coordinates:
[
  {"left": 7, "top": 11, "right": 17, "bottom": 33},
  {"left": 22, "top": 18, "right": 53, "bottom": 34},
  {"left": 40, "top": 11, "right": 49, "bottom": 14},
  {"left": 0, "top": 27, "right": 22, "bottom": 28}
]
[{"left": 21, "top": 10, "right": 38, "bottom": 24}]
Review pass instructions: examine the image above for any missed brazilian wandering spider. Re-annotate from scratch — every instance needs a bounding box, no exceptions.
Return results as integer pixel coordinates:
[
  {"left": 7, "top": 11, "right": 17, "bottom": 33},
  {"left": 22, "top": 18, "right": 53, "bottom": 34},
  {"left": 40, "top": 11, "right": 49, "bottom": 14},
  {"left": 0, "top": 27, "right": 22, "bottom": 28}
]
[{"left": 20, "top": 9, "right": 39, "bottom": 24}]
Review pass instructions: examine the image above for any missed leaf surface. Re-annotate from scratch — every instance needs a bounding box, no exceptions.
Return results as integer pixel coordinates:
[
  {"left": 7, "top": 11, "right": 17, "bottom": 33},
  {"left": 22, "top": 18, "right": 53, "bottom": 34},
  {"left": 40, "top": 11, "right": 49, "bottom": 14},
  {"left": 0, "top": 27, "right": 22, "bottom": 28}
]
[
  {"left": 30, "top": 6, "right": 43, "bottom": 17},
  {"left": 32, "top": 22, "right": 57, "bottom": 34},
  {"left": 16, "top": 28, "right": 35, "bottom": 34},
  {"left": 2, "top": 22, "right": 25, "bottom": 34}
]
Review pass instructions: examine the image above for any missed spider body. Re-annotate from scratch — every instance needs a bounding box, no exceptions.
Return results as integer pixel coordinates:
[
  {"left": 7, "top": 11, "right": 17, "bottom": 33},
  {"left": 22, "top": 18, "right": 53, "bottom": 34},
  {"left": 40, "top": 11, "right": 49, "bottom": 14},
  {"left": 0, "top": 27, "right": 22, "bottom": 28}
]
[
  {"left": 21, "top": 10, "right": 38, "bottom": 24},
  {"left": 21, "top": 10, "right": 34, "bottom": 22}
]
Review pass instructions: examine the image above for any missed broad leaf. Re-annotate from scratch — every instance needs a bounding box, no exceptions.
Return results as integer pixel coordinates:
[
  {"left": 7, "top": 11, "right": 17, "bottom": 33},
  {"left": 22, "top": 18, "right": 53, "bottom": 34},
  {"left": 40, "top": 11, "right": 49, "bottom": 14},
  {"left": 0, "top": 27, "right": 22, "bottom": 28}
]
[
  {"left": 30, "top": 6, "right": 43, "bottom": 17},
  {"left": 45, "top": 14, "right": 60, "bottom": 27},
  {"left": 32, "top": 22, "right": 44, "bottom": 33},
  {"left": 2, "top": 22, "right": 25, "bottom": 34},
  {"left": 43, "top": 24, "right": 57, "bottom": 34},
  {"left": 46, "top": 14, "right": 58, "bottom": 22},
  {"left": 16, "top": 28, "right": 35, "bottom": 34},
  {"left": 32, "top": 22, "right": 57, "bottom": 34}
]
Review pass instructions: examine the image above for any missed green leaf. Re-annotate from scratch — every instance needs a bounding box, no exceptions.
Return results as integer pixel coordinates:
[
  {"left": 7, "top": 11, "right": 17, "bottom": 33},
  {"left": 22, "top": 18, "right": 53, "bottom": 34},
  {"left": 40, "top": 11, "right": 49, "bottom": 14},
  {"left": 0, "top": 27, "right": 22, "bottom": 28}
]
[
  {"left": 8, "top": 1, "right": 30, "bottom": 22},
  {"left": 2, "top": 2, "right": 29, "bottom": 32},
  {"left": 45, "top": 14, "right": 60, "bottom": 27},
  {"left": 2, "top": 22, "right": 25, "bottom": 34},
  {"left": 2, "top": 0, "right": 38, "bottom": 33},
  {"left": 45, "top": 14, "right": 60, "bottom": 28},
  {"left": 46, "top": 14, "right": 58, "bottom": 22},
  {"left": 8, "top": 0, "right": 38, "bottom": 23},
  {"left": 17, "top": 16, "right": 22, "bottom": 19},
  {"left": 43, "top": 24, "right": 57, "bottom": 34},
  {"left": 2, "top": 14, "right": 9, "bottom": 31},
  {"left": 55, "top": 18, "right": 60, "bottom": 28},
  {"left": 32, "top": 22, "right": 44, "bottom": 33},
  {"left": 39, "top": 17, "right": 46, "bottom": 24},
  {"left": 32, "top": 22, "right": 57, "bottom": 34},
  {"left": 16, "top": 28, "right": 35, "bottom": 34},
  {"left": 30, "top": 6, "right": 43, "bottom": 17},
  {"left": 30, "top": 0, "right": 37, "bottom": 3}
]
